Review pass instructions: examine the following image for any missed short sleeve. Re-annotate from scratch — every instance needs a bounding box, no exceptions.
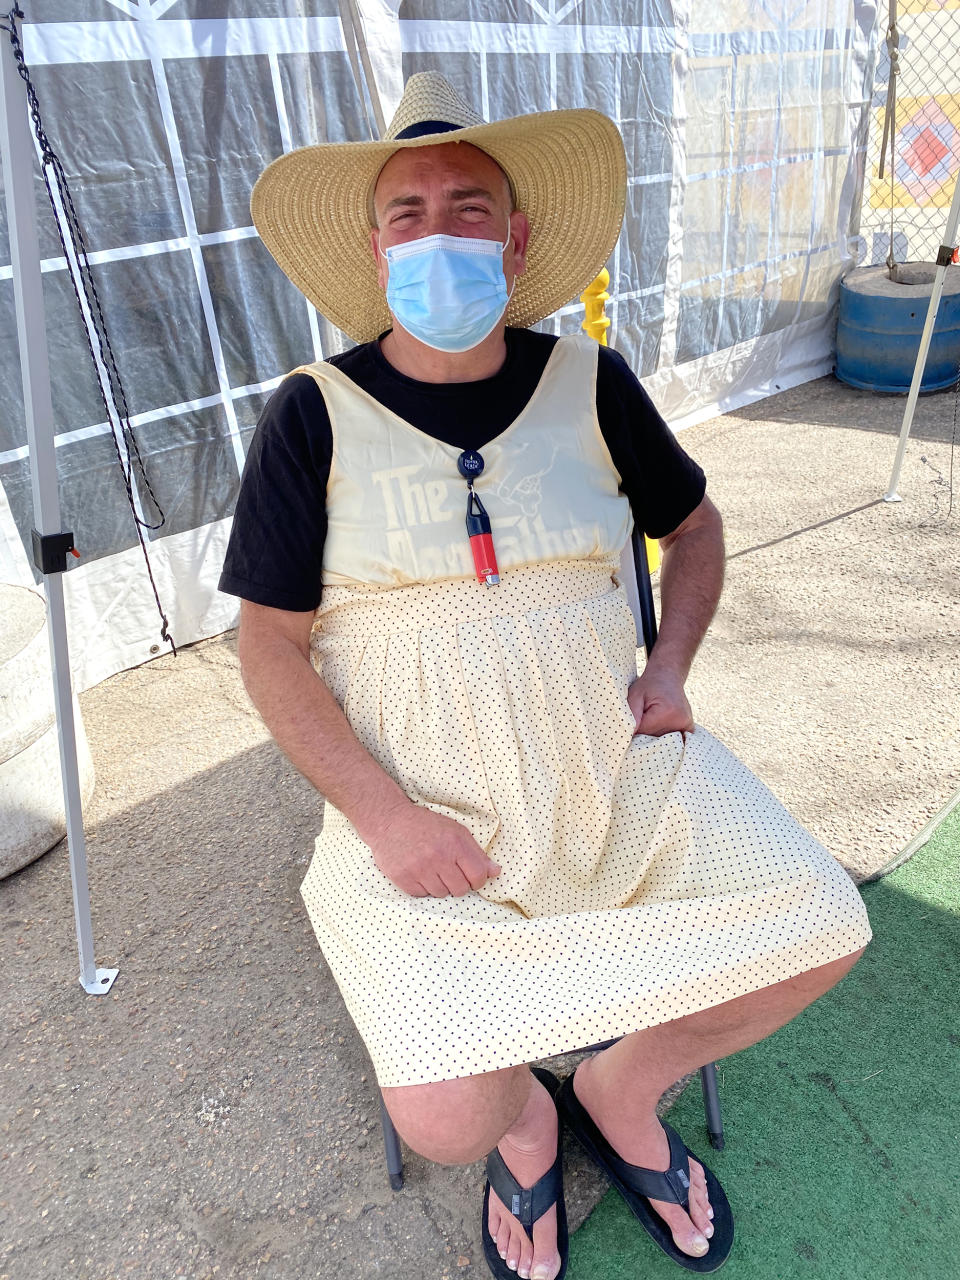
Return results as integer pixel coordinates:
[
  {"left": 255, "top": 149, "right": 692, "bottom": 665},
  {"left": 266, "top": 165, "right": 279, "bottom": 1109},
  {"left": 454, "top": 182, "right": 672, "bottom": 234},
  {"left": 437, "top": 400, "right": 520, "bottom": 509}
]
[
  {"left": 218, "top": 374, "right": 332, "bottom": 611},
  {"left": 595, "top": 346, "right": 707, "bottom": 539}
]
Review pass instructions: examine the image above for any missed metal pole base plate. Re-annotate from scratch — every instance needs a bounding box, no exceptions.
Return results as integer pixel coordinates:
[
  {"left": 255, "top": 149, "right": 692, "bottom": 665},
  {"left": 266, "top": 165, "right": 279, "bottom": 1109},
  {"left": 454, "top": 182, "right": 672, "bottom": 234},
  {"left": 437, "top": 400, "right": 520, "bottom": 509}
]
[
  {"left": 882, "top": 491, "right": 903, "bottom": 503},
  {"left": 80, "top": 967, "right": 118, "bottom": 995}
]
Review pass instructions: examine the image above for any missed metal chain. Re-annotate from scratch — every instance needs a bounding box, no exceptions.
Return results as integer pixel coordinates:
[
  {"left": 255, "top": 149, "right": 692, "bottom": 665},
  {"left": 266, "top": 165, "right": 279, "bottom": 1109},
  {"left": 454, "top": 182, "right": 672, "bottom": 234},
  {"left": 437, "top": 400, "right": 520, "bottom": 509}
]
[
  {"left": 878, "top": 0, "right": 900, "bottom": 273},
  {"left": 1, "top": 5, "right": 176, "bottom": 654}
]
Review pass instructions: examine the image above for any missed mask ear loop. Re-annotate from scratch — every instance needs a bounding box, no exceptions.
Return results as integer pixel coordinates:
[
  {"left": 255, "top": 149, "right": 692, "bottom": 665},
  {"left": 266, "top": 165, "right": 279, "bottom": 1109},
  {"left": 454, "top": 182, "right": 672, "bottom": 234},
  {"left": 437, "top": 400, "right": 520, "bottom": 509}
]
[{"left": 501, "top": 220, "right": 519, "bottom": 304}]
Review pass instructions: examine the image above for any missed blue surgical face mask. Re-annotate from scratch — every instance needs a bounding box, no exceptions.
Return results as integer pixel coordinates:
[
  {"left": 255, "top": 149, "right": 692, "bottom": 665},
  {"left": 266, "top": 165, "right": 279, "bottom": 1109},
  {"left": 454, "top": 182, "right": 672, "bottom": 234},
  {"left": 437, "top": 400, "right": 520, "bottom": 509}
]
[{"left": 381, "top": 231, "right": 515, "bottom": 353}]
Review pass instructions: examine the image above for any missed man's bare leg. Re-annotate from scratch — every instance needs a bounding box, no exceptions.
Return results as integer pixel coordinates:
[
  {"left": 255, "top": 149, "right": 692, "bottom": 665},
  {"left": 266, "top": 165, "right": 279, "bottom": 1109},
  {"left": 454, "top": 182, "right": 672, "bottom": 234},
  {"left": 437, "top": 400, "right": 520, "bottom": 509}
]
[
  {"left": 383, "top": 1065, "right": 563, "bottom": 1280},
  {"left": 383, "top": 947, "right": 864, "bottom": 1275},
  {"left": 573, "top": 947, "right": 867, "bottom": 1258}
]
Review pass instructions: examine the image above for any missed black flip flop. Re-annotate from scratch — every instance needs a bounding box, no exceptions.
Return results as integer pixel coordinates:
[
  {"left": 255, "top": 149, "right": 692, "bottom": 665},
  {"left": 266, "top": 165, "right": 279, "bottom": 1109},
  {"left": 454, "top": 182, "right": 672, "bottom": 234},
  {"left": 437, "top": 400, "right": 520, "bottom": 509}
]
[
  {"left": 556, "top": 1073, "right": 733, "bottom": 1273},
  {"left": 482, "top": 1067, "right": 568, "bottom": 1280}
]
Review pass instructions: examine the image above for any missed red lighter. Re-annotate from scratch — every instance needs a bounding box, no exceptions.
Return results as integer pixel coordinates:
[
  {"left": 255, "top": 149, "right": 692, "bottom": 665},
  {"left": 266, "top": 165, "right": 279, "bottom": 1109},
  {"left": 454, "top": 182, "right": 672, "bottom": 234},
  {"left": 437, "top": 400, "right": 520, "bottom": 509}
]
[{"left": 466, "top": 488, "right": 499, "bottom": 586}]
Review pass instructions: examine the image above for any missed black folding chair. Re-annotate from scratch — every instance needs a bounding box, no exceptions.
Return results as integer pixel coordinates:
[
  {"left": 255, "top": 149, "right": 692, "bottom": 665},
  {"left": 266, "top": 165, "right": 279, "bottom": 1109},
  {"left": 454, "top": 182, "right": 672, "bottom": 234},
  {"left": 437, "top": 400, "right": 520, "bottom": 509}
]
[
  {"left": 378, "top": 528, "right": 724, "bottom": 1190},
  {"left": 621, "top": 527, "right": 724, "bottom": 1151}
]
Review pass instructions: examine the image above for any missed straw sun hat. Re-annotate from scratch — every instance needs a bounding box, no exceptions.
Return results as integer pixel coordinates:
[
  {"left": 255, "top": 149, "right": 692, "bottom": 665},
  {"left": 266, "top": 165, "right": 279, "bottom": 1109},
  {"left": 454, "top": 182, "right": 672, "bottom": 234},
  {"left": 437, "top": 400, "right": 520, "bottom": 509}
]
[{"left": 251, "top": 72, "right": 627, "bottom": 344}]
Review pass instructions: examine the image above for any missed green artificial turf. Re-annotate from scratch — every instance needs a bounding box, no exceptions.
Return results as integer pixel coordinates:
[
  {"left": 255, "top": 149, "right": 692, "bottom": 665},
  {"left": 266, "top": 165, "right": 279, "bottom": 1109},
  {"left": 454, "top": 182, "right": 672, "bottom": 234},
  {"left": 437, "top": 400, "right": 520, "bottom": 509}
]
[{"left": 569, "top": 802, "right": 960, "bottom": 1280}]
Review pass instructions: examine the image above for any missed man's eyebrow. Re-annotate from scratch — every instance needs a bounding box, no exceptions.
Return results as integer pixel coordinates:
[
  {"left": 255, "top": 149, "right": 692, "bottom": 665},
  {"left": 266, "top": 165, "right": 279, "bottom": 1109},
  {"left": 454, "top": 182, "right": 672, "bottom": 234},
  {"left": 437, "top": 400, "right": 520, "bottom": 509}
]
[
  {"left": 447, "top": 186, "right": 496, "bottom": 202},
  {"left": 382, "top": 194, "right": 425, "bottom": 212},
  {"left": 382, "top": 187, "right": 497, "bottom": 212}
]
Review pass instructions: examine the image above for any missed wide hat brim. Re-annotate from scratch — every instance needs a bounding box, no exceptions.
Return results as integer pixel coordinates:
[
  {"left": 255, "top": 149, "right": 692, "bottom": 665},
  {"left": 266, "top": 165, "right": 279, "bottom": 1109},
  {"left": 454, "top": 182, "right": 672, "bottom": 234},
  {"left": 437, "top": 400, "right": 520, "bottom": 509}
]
[{"left": 251, "top": 110, "right": 627, "bottom": 344}]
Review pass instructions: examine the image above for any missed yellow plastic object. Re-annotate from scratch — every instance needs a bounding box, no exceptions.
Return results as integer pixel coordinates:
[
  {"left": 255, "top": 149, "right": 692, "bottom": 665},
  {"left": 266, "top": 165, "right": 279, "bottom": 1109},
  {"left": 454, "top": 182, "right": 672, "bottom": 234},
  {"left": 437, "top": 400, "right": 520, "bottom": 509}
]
[
  {"left": 581, "top": 269, "right": 660, "bottom": 575},
  {"left": 580, "top": 268, "right": 610, "bottom": 345}
]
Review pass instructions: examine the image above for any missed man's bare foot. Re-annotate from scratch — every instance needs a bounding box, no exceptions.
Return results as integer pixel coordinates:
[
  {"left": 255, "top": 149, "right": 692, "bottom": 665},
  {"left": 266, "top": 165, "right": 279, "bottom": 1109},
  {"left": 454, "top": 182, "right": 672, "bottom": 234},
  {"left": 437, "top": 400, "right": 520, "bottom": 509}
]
[
  {"left": 486, "top": 1073, "right": 562, "bottom": 1280},
  {"left": 572, "top": 1058, "right": 714, "bottom": 1259}
]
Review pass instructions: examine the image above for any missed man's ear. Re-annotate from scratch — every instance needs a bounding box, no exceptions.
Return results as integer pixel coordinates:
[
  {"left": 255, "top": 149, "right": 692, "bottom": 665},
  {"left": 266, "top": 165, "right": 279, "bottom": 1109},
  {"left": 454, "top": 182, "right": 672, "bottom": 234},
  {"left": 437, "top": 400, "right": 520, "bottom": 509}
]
[
  {"left": 508, "top": 210, "right": 530, "bottom": 277},
  {"left": 370, "top": 228, "right": 386, "bottom": 290}
]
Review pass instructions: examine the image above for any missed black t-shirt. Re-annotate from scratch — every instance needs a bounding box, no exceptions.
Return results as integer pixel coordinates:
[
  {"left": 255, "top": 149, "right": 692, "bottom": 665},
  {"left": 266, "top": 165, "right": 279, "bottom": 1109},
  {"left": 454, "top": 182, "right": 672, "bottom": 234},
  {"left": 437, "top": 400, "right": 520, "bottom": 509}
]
[{"left": 219, "top": 328, "right": 706, "bottom": 612}]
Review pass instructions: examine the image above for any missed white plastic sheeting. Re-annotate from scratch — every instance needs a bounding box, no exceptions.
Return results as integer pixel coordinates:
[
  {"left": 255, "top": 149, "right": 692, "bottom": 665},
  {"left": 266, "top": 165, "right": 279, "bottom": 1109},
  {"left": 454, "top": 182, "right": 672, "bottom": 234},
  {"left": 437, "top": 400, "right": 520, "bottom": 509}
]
[{"left": 0, "top": 2, "right": 879, "bottom": 690}]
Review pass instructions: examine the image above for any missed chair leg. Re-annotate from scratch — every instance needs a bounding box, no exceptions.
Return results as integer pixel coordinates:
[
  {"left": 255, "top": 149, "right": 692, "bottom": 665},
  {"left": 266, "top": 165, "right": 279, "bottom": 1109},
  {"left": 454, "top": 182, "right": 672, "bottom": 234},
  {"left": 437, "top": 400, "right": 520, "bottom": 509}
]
[
  {"left": 380, "top": 1092, "right": 404, "bottom": 1190},
  {"left": 699, "top": 1062, "right": 724, "bottom": 1150}
]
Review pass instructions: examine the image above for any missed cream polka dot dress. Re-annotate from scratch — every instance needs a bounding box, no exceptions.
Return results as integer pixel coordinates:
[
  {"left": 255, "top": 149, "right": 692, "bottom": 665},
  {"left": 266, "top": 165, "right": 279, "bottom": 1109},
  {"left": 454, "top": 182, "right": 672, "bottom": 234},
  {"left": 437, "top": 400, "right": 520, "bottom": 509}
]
[{"left": 298, "top": 339, "right": 873, "bottom": 1088}]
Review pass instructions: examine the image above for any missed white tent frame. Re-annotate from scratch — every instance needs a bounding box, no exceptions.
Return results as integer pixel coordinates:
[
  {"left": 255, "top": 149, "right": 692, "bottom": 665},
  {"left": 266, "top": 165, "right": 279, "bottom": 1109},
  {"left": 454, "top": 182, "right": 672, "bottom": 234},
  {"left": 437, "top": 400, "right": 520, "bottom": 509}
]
[
  {"left": 883, "top": 165, "right": 960, "bottom": 502},
  {"left": 0, "top": 26, "right": 116, "bottom": 994}
]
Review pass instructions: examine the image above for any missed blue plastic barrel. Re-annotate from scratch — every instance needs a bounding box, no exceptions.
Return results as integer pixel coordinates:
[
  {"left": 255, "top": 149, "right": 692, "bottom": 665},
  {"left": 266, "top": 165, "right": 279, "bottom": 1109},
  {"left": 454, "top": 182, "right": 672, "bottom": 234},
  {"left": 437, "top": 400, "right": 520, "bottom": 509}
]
[{"left": 836, "top": 263, "right": 960, "bottom": 393}]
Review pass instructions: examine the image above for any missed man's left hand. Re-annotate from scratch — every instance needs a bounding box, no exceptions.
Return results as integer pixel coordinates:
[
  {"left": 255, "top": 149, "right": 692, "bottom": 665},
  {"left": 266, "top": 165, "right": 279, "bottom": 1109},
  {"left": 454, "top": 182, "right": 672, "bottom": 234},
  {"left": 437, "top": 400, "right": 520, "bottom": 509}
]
[{"left": 627, "top": 667, "right": 694, "bottom": 737}]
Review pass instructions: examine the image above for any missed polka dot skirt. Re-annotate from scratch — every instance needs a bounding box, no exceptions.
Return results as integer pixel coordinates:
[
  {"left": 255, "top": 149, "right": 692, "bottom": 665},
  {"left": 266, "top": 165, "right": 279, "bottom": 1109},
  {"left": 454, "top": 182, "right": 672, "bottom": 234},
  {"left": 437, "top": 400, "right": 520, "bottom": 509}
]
[{"left": 302, "top": 560, "right": 873, "bottom": 1087}]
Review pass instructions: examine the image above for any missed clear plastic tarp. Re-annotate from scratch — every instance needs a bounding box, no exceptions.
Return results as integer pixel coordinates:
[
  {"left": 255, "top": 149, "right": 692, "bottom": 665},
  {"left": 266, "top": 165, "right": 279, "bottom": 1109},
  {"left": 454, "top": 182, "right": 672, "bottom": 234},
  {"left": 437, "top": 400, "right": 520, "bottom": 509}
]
[{"left": 0, "top": 1, "right": 880, "bottom": 689}]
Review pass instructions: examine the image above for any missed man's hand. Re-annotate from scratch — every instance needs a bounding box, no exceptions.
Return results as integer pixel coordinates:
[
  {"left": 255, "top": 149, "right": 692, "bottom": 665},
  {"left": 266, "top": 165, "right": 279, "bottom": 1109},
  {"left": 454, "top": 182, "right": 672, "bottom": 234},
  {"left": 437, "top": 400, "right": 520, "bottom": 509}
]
[
  {"left": 627, "top": 666, "right": 694, "bottom": 737},
  {"left": 626, "top": 494, "right": 723, "bottom": 739},
  {"left": 238, "top": 602, "right": 500, "bottom": 900},
  {"left": 362, "top": 798, "right": 501, "bottom": 898}
]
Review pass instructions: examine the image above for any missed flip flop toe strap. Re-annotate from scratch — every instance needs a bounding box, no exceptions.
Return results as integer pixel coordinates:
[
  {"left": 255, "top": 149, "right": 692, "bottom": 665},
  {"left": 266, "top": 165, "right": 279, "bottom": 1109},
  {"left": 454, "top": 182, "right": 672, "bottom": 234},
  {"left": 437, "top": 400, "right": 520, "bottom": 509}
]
[
  {"left": 610, "top": 1122, "right": 693, "bottom": 1207},
  {"left": 486, "top": 1146, "right": 563, "bottom": 1231},
  {"left": 591, "top": 1121, "right": 696, "bottom": 1208}
]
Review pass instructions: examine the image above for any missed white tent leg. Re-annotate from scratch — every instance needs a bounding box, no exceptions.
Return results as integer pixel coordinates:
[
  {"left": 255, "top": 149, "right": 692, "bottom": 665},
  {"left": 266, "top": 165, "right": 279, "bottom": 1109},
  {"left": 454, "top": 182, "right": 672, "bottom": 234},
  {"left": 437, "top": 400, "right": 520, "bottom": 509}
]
[
  {"left": 883, "top": 166, "right": 960, "bottom": 503},
  {"left": 0, "top": 26, "right": 117, "bottom": 994}
]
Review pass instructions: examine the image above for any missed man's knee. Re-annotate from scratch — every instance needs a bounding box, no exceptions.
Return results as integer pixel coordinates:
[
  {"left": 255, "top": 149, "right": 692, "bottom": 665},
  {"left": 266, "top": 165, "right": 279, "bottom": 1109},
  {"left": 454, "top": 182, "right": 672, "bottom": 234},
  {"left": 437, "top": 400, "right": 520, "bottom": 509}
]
[
  {"left": 382, "top": 1064, "right": 529, "bottom": 1165},
  {"left": 798, "top": 943, "right": 866, "bottom": 996},
  {"left": 827, "top": 943, "right": 867, "bottom": 985}
]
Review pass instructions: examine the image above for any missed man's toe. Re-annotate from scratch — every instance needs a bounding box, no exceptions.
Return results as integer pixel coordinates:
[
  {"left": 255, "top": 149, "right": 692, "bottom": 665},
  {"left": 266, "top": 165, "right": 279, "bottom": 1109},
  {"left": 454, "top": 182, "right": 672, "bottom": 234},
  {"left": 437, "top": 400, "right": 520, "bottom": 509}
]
[
  {"left": 688, "top": 1187, "right": 713, "bottom": 1235},
  {"left": 505, "top": 1222, "right": 522, "bottom": 1270},
  {"left": 530, "top": 1245, "right": 562, "bottom": 1280},
  {"left": 516, "top": 1232, "right": 534, "bottom": 1278},
  {"left": 488, "top": 1199, "right": 502, "bottom": 1240},
  {"left": 495, "top": 1217, "right": 510, "bottom": 1259},
  {"left": 652, "top": 1198, "right": 710, "bottom": 1257}
]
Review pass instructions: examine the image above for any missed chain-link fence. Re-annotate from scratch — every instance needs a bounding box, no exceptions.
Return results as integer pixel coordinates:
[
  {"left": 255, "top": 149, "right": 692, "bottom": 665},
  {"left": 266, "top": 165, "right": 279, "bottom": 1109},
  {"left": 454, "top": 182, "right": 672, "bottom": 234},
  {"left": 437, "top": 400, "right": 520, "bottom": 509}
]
[{"left": 856, "top": 0, "right": 960, "bottom": 268}]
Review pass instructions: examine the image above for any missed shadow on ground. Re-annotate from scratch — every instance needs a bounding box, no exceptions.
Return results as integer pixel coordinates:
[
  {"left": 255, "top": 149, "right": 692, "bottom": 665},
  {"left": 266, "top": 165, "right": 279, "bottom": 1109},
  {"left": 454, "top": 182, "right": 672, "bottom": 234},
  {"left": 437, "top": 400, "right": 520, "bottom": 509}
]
[{"left": 732, "top": 374, "right": 960, "bottom": 443}]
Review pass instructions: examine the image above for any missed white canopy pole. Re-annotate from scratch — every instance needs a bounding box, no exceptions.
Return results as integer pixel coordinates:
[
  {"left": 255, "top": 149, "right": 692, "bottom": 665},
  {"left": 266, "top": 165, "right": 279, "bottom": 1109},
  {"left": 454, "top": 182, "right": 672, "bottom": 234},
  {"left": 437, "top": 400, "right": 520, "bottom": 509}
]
[
  {"left": 883, "top": 166, "right": 960, "bottom": 502},
  {"left": 0, "top": 25, "right": 117, "bottom": 993}
]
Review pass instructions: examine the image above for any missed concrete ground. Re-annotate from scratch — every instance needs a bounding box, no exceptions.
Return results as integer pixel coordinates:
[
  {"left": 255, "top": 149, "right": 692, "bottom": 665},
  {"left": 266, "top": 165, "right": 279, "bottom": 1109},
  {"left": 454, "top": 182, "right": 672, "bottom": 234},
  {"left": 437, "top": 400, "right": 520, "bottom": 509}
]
[{"left": 2, "top": 374, "right": 958, "bottom": 1280}]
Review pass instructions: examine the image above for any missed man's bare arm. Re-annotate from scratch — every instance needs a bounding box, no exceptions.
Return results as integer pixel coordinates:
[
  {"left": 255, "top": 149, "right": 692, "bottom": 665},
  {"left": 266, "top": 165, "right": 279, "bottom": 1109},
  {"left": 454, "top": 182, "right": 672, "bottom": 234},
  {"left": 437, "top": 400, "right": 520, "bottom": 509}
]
[
  {"left": 627, "top": 493, "right": 725, "bottom": 736},
  {"left": 237, "top": 599, "right": 499, "bottom": 896}
]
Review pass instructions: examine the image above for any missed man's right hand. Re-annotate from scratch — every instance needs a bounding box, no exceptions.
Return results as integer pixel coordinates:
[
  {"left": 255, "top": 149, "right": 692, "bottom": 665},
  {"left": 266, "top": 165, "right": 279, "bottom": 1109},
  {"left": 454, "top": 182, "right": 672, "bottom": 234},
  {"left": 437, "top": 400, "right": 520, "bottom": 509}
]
[
  {"left": 360, "top": 799, "right": 501, "bottom": 898},
  {"left": 237, "top": 601, "right": 499, "bottom": 899}
]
